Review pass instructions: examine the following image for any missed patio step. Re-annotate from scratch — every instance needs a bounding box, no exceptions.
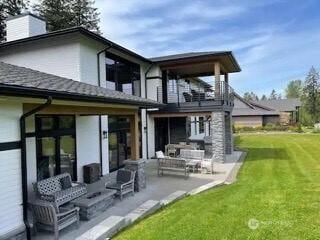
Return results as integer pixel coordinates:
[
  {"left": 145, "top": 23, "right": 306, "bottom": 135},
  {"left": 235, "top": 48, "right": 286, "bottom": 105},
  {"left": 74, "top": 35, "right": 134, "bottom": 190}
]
[
  {"left": 187, "top": 180, "right": 224, "bottom": 195},
  {"left": 160, "top": 190, "right": 187, "bottom": 206},
  {"left": 76, "top": 215, "right": 126, "bottom": 240},
  {"left": 125, "top": 200, "right": 161, "bottom": 224}
]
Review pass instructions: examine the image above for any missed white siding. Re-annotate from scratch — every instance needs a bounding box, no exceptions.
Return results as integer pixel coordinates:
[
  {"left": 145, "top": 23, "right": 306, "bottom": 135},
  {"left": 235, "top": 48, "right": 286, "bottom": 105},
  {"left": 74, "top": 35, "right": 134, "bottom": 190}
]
[
  {"left": 0, "top": 35, "right": 82, "bottom": 81},
  {"left": 76, "top": 116, "right": 100, "bottom": 182},
  {"left": 0, "top": 101, "right": 21, "bottom": 142},
  {"left": 101, "top": 116, "right": 109, "bottom": 175},
  {"left": 147, "top": 114, "right": 155, "bottom": 158},
  {"left": 0, "top": 102, "right": 24, "bottom": 237}
]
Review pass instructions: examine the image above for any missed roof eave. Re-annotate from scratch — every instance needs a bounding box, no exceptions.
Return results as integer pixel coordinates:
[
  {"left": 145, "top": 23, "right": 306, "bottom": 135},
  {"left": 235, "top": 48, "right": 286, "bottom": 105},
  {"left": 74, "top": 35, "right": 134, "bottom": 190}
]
[
  {"left": 151, "top": 52, "right": 241, "bottom": 73},
  {"left": 0, "top": 27, "right": 152, "bottom": 64},
  {"left": 0, "top": 84, "right": 163, "bottom": 108}
]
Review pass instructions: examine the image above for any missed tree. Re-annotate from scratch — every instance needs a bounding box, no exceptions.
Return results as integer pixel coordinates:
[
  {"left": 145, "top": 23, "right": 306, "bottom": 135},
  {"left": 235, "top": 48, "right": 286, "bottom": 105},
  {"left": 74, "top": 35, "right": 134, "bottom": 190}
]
[
  {"left": 243, "top": 92, "right": 259, "bottom": 101},
  {"left": 0, "top": 0, "right": 29, "bottom": 42},
  {"left": 261, "top": 94, "right": 267, "bottom": 100},
  {"left": 269, "top": 89, "right": 279, "bottom": 100},
  {"left": 33, "top": 0, "right": 73, "bottom": 31},
  {"left": 70, "top": 0, "right": 100, "bottom": 33},
  {"left": 302, "top": 66, "right": 320, "bottom": 123},
  {"left": 285, "top": 80, "right": 302, "bottom": 99},
  {"left": 33, "top": 0, "right": 100, "bottom": 32}
]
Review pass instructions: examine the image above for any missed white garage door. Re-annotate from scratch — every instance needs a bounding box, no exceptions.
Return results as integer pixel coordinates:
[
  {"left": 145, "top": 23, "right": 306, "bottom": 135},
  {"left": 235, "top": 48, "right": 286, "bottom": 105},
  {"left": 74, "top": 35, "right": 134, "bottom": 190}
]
[{"left": 0, "top": 149, "right": 24, "bottom": 237}]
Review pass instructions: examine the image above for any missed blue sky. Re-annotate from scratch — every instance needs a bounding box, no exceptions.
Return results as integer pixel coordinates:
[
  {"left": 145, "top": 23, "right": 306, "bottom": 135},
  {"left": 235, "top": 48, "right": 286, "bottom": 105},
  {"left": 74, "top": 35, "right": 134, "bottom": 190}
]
[{"left": 95, "top": 0, "right": 320, "bottom": 97}]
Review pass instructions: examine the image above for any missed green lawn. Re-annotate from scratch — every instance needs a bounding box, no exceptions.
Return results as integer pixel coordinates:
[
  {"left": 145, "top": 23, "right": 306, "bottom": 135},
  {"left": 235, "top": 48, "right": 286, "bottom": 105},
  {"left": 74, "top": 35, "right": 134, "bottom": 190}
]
[{"left": 114, "top": 134, "right": 320, "bottom": 240}]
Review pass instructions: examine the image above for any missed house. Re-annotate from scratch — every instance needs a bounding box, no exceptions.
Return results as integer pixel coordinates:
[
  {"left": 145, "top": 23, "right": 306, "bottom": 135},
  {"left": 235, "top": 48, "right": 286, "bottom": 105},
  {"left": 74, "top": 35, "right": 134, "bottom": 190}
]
[
  {"left": 251, "top": 98, "right": 301, "bottom": 125},
  {"left": 232, "top": 93, "right": 301, "bottom": 127},
  {"left": 0, "top": 13, "right": 241, "bottom": 239}
]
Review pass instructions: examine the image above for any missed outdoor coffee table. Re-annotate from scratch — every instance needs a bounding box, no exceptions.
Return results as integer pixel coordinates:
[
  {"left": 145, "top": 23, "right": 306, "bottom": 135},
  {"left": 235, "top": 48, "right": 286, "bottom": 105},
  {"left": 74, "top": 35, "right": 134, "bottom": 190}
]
[{"left": 70, "top": 189, "right": 116, "bottom": 220}]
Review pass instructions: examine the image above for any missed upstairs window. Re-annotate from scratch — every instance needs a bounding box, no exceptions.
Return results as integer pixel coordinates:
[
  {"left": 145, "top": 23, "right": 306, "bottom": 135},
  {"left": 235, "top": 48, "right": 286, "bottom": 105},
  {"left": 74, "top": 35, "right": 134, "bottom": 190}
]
[{"left": 105, "top": 53, "right": 141, "bottom": 96}]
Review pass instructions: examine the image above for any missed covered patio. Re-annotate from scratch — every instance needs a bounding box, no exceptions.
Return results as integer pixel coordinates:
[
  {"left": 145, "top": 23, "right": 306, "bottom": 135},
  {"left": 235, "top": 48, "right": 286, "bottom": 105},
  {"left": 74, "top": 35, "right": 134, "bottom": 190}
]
[{"left": 32, "top": 151, "right": 244, "bottom": 240}]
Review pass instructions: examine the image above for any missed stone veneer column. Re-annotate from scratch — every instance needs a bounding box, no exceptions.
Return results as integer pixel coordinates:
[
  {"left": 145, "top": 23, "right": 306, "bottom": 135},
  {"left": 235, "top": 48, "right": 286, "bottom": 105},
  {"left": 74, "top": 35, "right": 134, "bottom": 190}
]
[
  {"left": 225, "top": 112, "right": 233, "bottom": 154},
  {"left": 211, "top": 112, "right": 226, "bottom": 163},
  {"left": 124, "top": 159, "right": 146, "bottom": 192}
]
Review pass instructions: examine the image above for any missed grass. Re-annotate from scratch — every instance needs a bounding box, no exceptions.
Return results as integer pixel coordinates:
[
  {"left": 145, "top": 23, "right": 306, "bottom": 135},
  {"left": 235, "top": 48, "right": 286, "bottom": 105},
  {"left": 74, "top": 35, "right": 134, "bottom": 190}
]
[{"left": 114, "top": 134, "right": 320, "bottom": 240}]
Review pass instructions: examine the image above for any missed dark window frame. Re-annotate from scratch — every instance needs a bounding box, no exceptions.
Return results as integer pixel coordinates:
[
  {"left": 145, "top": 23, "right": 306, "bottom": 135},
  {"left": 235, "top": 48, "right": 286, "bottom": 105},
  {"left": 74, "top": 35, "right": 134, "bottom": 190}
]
[
  {"left": 35, "top": 115, "right": 77, "bottom": 181},
  {"left": 105, "top": 52, "right": 141, "bottom": 96}
]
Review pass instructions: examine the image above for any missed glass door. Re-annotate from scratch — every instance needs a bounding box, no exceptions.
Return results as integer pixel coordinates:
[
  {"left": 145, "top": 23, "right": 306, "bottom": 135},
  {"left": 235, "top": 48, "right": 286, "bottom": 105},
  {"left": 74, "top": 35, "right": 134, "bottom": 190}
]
[
  {"left": 37, "top": 137, "right": 56, "bottom": 180},
  {"left": 36, "top": 115, "right": 76, "bottom": 181},
  {"left": 59, "top": 135, "right": 76, "bottom": 180},
  {"left": 108, "top": 132, "right": 119, "bottom": 172},
  {"left": 108, "top": 130, "right": 131, "bottom": 172}
]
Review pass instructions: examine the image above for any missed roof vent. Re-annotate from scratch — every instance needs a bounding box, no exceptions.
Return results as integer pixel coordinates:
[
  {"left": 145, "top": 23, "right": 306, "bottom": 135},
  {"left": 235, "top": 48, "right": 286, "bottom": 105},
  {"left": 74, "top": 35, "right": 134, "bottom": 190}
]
[{"left": 6, "top": 12, "right": 46, "bottom": 42}]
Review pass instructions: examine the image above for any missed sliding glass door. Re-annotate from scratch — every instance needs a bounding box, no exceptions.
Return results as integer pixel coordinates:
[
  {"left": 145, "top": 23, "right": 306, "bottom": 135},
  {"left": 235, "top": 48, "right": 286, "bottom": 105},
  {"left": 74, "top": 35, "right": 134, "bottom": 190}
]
[
  {"left": 108, "top": 117, "right": 131, "bottom": 172},
  {"left": 36, "top": 115, "right": 77, "bottom": 181}
]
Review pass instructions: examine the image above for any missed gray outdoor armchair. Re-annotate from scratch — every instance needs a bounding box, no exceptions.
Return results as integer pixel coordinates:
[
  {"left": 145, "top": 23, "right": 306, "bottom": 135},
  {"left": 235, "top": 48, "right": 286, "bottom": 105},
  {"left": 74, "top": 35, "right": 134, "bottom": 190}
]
[
  {"left": 105, "top": 169, "right": 136, "bottom": 201},
  {"left": 29, "top": 200, "right": 80, "bottom": 240}
]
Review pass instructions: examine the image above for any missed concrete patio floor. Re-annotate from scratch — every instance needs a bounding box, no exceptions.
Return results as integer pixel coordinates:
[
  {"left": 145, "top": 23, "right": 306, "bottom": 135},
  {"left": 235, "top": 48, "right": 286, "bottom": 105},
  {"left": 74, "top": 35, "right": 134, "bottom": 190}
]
[{"left": 33, "top": 151, "right": 243, "bottom": 240}]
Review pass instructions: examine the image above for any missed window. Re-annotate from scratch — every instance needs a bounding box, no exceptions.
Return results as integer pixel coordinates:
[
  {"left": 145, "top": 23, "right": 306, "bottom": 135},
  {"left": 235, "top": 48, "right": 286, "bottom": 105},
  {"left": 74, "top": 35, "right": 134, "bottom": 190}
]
[
  {"left": 36, "top": 115, "right": 76, "bottom": 181},
  {"left": 105, "top": 53, "right": 141, "bottom": 96},
  {"left": 199, "top": 117, "right": 204, "bottom": 134}
]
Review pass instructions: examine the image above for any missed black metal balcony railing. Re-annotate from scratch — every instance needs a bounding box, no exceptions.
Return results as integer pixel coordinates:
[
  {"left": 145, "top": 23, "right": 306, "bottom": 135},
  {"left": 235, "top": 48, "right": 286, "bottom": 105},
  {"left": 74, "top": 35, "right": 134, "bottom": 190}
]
[{"left": 157, "top": 80, "right": 234, "bottom": 107}]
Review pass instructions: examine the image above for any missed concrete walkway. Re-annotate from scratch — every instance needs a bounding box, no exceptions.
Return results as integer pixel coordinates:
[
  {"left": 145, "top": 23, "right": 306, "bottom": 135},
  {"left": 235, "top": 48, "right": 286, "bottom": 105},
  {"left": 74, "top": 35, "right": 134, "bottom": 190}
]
[{"left": 33, "top": 151, "right": 243, "bottom": 240}]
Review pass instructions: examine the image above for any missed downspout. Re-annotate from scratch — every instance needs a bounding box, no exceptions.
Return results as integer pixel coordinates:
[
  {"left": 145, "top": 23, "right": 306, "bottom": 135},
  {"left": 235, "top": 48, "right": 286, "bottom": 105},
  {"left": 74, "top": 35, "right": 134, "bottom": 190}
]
[
  {"left": 20, "top": 96, "right": 52, "bottom": 240},
  {"left": 97, "top": 44, "right": 113, "bottom": 175},
  {"left": 144, "top": 63, "right": 154, "bottom": 159}
]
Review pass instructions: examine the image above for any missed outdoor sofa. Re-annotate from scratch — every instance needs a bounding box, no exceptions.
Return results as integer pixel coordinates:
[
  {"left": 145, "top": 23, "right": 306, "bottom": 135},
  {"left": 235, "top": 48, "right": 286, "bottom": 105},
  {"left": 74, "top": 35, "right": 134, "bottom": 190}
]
[
  {"left": 33, "top": 173, "right": 87, "bottom": 207},
  {"left": 156, "top": 151, "right": 189, "bottom": 178}
]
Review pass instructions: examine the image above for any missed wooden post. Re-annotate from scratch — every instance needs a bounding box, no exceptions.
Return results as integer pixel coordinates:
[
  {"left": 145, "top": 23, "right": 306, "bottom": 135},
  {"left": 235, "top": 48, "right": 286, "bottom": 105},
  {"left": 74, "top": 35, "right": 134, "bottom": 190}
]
[
  {"left": 130, "top": 112, "right": 140, "bottom": 160},
  {"left": 214, "top": 62, "right": 221, "bottom": 99}
]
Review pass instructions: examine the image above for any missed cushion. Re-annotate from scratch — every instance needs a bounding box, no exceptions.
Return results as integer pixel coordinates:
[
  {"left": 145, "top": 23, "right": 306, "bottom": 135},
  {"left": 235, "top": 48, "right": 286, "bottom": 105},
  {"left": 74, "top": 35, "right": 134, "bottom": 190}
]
[
  {"left": 37, "top": 179, "right": 62, "bottom": 195},
  {"left": 60, "top": 177, "right": 72, "bottom": 190},
  {"left": 156, "top": 151, "right": 165, "bottom": 159}
]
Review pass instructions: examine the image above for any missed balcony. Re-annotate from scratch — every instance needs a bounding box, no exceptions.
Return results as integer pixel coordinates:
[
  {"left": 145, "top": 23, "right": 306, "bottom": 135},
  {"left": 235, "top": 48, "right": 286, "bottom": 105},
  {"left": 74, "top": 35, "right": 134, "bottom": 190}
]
[{"left": 156, "top": 80, "right": 234, "bottom": 112}]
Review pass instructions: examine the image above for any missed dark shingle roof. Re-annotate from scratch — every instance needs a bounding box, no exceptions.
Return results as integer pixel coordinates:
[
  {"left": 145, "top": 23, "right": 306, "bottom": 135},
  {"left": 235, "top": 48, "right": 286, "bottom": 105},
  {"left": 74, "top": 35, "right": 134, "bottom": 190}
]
[
  {"left": 233, "top": 93, "right": 279, "bottom": 116},
  {"left": 0, "top": 62, "right": 162, "bottom": 107},
  {"left": 251, "top": 99, "right": 302, "bottom": 112}
]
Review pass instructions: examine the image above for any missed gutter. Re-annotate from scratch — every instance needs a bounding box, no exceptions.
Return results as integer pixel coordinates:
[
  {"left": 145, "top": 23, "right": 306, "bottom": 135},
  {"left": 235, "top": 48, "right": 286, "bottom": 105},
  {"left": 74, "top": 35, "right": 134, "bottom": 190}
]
[
  {"left": 20, "top": 96, "right": 52, "bottom": 240},
  {"left": 97, "top": 44, "right": 113, "bottom": 176}
]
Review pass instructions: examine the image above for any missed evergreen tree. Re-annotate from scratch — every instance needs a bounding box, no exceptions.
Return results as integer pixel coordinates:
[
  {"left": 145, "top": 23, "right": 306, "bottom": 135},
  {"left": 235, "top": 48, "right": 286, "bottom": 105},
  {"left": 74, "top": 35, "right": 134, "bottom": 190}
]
[
  {"left": 302, "top": 66, "right": 320, "bottom": 123},
  {"left": 261, "top": 94, "right": 267, "bottom": 100},
  {"left": 285, "top": 80, "right": 302, "bottom": 99},
  {"left": 243, "top": 92, "right": 259, "bottom": 101},
  {"left": 70, "top": 0, "right": 100, "bottom": 33},
  {"left": 0, "top": 0, "right": 29, "bottom": 42},
  {"left": 33, "top": 0, "right": 73, "bottom": 31},
  {"left": 33, "top": 0, "right": 100, "bottom": 33},
  {"left": 269, "top": 89, "right": 278, "bottom": 100}
]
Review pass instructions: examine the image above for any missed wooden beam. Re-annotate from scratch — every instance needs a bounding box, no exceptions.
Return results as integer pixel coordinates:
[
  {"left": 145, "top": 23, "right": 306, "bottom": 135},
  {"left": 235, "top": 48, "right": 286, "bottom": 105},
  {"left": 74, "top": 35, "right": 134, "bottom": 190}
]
[
  {"left": 130, "top": 112, "right": 140, "bottom": 160},
  {"left": 23, "top": 104, "right": 138, "bottom": 116}
]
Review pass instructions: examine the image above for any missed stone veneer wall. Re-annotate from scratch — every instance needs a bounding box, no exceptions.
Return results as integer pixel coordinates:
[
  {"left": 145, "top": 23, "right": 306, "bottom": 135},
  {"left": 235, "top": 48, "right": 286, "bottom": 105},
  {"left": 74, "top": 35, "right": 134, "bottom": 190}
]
[
  {"left": 211, "top": 112, "right": 226, "bottom": 162},
  {"left": 225, "top": 112, "right": 233, "bottom": 154},
  {"left": 124, "top": 159, "right": 146, "bottom": 192}
]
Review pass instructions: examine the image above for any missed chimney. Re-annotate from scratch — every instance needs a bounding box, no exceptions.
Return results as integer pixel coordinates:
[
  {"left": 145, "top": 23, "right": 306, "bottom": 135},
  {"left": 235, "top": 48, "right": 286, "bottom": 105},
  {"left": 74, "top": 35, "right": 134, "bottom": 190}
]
[{"left": 6, "top": 12, "right": 46, "bottom": 42}]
